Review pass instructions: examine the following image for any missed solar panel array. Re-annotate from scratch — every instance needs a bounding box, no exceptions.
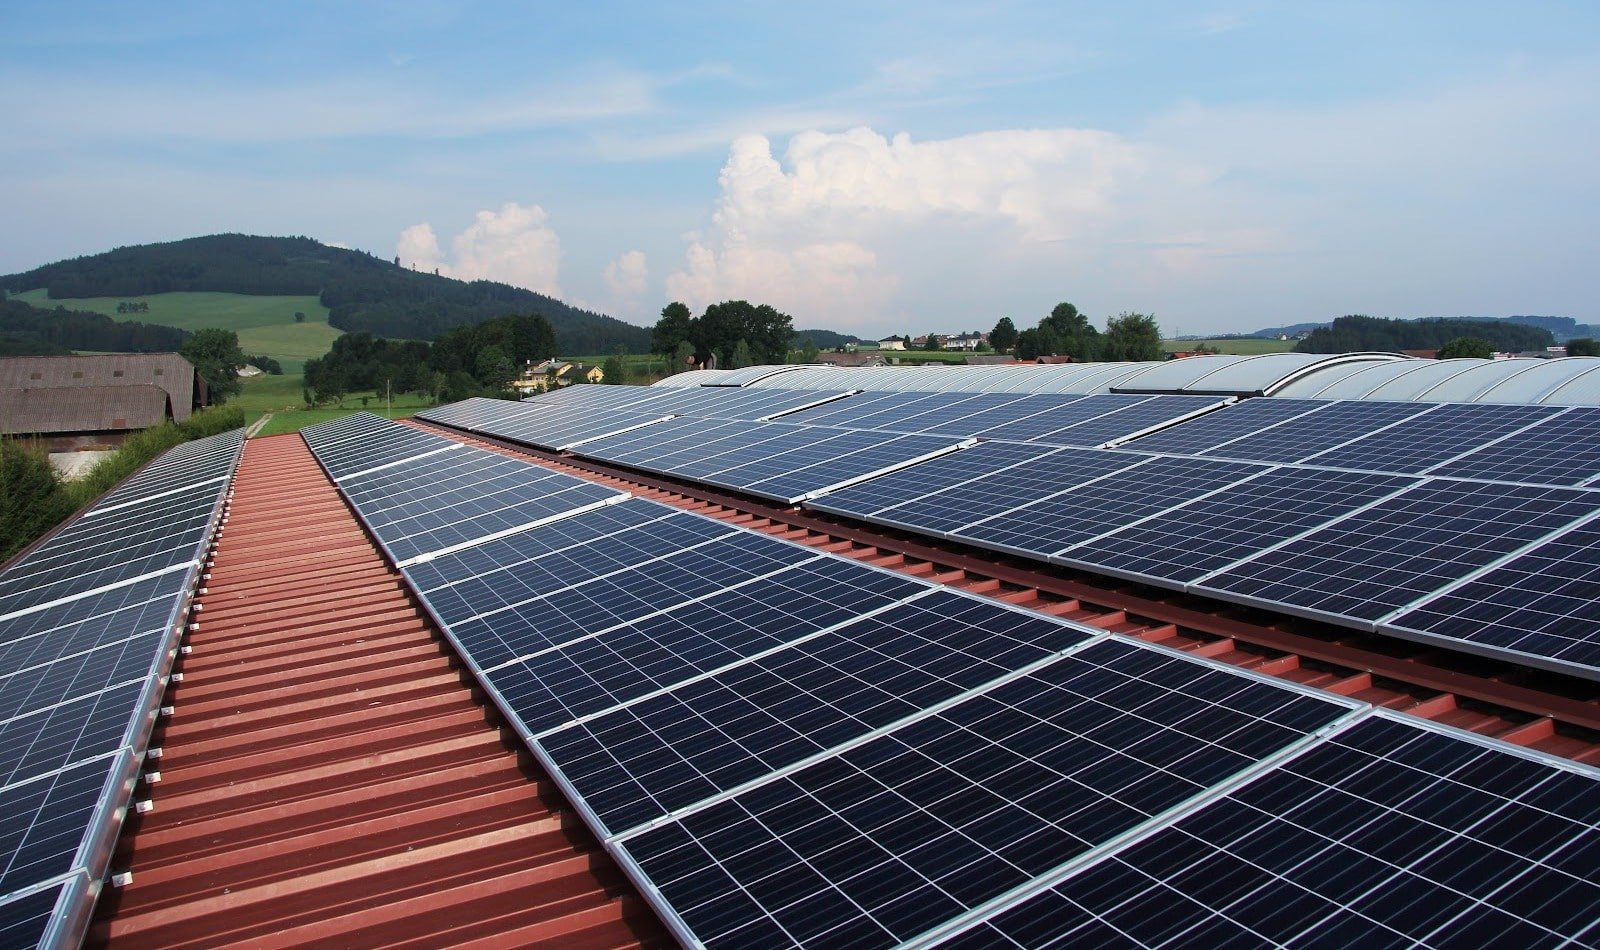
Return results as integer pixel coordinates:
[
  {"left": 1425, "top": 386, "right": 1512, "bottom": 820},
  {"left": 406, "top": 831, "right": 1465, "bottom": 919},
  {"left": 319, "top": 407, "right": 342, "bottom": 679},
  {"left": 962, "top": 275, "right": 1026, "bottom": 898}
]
[
  {"left": 312, "top": 407, "right": 1600, "bottom": 948},
  {"left": 0, "top": 427, "right": 244, "bottom": 948}
]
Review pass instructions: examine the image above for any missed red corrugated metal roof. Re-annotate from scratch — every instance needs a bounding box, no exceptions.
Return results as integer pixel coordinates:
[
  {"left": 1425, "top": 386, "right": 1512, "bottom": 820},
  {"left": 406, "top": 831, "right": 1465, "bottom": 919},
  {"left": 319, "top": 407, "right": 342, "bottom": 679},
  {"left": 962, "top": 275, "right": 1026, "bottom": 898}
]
[{"left": 90, "top": 434, "right": 665, "bottom": 948}]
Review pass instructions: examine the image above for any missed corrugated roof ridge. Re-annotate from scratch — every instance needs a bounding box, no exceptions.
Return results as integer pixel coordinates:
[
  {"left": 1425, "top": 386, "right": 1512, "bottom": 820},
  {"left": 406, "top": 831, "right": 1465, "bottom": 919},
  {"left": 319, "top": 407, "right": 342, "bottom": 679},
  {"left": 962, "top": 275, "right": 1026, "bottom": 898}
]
[{"left": 90, "top": 433, "right": 664, "bottom": 949}]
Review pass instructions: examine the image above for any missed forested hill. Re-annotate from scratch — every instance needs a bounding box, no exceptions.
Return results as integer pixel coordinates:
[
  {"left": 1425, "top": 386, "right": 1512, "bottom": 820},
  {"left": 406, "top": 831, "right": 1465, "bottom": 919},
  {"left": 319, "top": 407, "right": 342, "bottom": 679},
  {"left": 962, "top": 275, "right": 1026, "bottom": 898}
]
[{"left": 1, "top": 234, "right": 652, "bottom": 353}]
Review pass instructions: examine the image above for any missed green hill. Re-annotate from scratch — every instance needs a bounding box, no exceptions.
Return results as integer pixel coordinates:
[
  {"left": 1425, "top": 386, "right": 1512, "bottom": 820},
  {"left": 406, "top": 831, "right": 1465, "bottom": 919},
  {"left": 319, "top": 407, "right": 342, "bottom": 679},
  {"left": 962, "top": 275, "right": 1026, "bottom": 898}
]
[{"left": 2, "top": 234, "right": 652, "bottom": 355}]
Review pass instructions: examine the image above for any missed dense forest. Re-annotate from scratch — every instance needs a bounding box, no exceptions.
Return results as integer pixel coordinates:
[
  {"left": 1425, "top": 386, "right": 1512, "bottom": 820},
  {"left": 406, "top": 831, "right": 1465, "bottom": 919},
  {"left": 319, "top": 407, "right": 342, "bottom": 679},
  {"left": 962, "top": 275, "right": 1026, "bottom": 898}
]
[
  {"left": 0, "top": 297, "right": 189, "bottom": 354},
  {"left": 1293, "top": 315, "right": 1554, "bottom": 354},
  {"left": 0, "top": 234, "right": 652, "bottom": 354},
  {"left": 1262, "top": 314, "right": 1592, "bottom": 342}
]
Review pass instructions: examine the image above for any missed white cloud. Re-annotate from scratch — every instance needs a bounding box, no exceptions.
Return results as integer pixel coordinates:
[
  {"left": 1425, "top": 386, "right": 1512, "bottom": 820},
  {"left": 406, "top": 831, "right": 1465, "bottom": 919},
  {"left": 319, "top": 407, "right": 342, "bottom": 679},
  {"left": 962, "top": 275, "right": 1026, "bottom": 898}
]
[
  {"left": 603, "top": 249, "right": 649, "bottom": 300},
  {"left": 664, "top": 126, "right": 1232, "bottom": 330},
  {"left": 397, "top": 202, "right": 562, "bottom": 295}
]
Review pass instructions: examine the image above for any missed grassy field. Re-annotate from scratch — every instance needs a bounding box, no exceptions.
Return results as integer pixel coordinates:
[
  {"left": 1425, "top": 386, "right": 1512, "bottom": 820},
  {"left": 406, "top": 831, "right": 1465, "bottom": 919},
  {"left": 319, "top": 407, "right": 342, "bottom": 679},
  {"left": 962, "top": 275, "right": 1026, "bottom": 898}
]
[
  {"left": 228, "top": 371, "right": 439, "bottom": 435},
  {"left": 1162, "top": 338, "right": 1295, "bottom": 355},
  {"left": 17, "top": 289, "right": 341, "bottom": 374}
]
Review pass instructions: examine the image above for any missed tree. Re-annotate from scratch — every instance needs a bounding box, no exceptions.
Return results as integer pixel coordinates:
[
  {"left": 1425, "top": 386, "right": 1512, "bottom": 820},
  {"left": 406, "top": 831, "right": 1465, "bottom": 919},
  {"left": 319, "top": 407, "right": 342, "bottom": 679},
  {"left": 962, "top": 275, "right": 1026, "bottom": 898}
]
[
  {"left": 923, "top": 333, "right": 944, "bottom": 352},
  {"left": 1014, "top": 328, "right": 1042, "bottom": 361},
  {"left": 990, "top": 317, "right": 1018, "bottom": 353},
  {"left": 1567, "top": 338, "right": 1600, "bottom": 357},
  {"left": 1438, "top": 337, "right": 1496, "bottom": 360},
  {"left": 652, "top": 301, "right": 695, "bottom": 356},
  {"left": 798, "top": 338, "right": 820, "bottom": 363},
  {"left": 697, "top": 300, "right": 795, "bottom": 365},
  {"left": 602, "top": 350, "right": 628, "bottom": 385},
  {"left": 1102, "top": 312, "right": 1164, "bottom": 361},
  {"left": 294, "top": 311, "right": 306, "bottom": 323},
  {"left": 1040, "top": 302, "right": 1101, "bottom": 361},
  {"left": 180, "top": 327, "right": 247, "bottom": 403},
  {"left": 673, "top": 340, "right": 695, "bottom": 374},
  {"left": 729, "top": 338, "right": 753, "bottom": 370},
  {"left": 474, "top": 344, "right": 516, "bottom": 389}
]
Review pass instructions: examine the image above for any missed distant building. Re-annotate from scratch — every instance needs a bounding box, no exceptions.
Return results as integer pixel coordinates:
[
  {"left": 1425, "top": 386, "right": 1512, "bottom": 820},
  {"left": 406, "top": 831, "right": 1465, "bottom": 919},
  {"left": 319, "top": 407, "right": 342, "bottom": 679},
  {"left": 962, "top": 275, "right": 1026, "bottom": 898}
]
[
  {"left": 514, "top": 359, "right": 604, "bottom": 393},
  {"left": 0, "top": 353, "right": 206, "bottom": 448},
  {"left": 943, "top": 332, "right": 986, "bottom": 352},
  {"left": 878, "top": 336, "right": 908, "bottom": 351}
]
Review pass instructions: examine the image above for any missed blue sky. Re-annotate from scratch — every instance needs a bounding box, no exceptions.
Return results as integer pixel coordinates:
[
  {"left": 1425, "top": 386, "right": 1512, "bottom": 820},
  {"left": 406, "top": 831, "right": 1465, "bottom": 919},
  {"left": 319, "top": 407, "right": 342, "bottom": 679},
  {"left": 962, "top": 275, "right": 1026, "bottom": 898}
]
[{"left": 3, "top": 1, "right": 1597, "bottom": 337}]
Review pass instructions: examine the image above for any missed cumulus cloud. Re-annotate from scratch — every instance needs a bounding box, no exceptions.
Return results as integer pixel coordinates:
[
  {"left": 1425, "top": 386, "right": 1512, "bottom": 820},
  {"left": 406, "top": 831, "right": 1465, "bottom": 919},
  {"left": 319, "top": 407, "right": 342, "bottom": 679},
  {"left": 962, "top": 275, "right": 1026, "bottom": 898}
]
[
  {"left": 397, "top": 202, "right": 562, "bottom": 296},
  {"left": 664, "top": 126, "right": 1234, "bottom": 330},
  {"left": 603, "top": 249, "right": 649, "bottom": 300}
]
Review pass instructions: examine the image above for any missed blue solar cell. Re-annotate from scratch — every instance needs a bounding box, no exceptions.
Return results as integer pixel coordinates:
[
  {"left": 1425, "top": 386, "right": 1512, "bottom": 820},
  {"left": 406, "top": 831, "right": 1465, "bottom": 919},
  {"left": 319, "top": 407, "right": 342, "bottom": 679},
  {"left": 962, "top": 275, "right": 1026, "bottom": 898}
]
[
  {"left": 0, "top": 754, "right": 120, "bottom": 897},
  {"left": 1065, "top": 467, "right": 1419, "bottom": 586},
  {"left": 861, "top": 447, "right": 1149, "bottom": 539},
  {"left": 1197, "top": 480, "right": 1600, "bottom": 625},
  {"left": 969, "top": 394, "right": 1154, "bottom": 443},
  {"left": 0, "top": 882, "right": 67, "bottom": 949},
  {"left": 1426, "top": 407, "right": 1600, "bottom": 486},
  {"left": 0, "top": 681, "right": 146, "bottom": 789},
  {"left": 1302, "top": 403, "right": 1565, "bottom": 473},
  {"left": 489, "top": 560, "right": 926, "bottom": 736},
  {"left": 541, "top": 591, "right": 1095, "bottom": 836},
  {"left": 1118, "top": 398, "right": 1328, "bottom": 456},
  {"left": 952, "top": 457, "right": 1266, "bottom": 559},
  {"left": 738, "top": 432, "right": 967, "bottom": 503},
  {"left": 805, "top": 442, "right": 1052, "bottom": 522},
  {"left": 1386, "top": 518, "right": 1600, "bottom": 677},
  {"left": 1028, "top": 395, "right": 1229, "bottom": 447},
  {"left": 447, "top": 532, "right": 821, "bottom": 669},
  {"left": 949, "top": 715, "right": 1600, "bottom": 949},
  {"left": 911, "top": 394, "right": 1078, "bottom": 438},
  {"left": 1196, "top": 399, "right": 1436, "bottom": 465},
  {"left": 618, "top": 638, "right": 1351, "bottom": 948}
]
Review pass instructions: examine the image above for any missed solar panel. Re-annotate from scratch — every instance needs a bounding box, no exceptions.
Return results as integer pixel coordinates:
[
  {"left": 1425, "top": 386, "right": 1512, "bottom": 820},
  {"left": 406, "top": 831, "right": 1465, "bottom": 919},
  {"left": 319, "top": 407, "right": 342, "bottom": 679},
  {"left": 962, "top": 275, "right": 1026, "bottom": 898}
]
[
  {"left": 732, "top": 431, "right": 971, "bottom": 504},
  {"left": 0, "top": 681, "right": 147, "bottom": 790},
  {"left": 1196, "top": 479, "right": 1600, "bottom": 626},
  {"left": 617, "top": 638, "right": 1354, "bottom": 948},
  {"left": 310, "top": 424, "right": 457, "bottom": 481},
  {"left": 477, "top": 405, "right": 676, "bottom": 451},
  {"left": 1115, "top": 397, "right": 1328, "bottom": 456},
  {"left": 1195, "top": 399, "right": 1437, "bottom": 465},
  {"left": 1425, "top": 406, "right": 1600, "bottom": 486},
  {"left": 540, "top": 590, "right": 1096, "bottom": 836},
  {"left": 0, "top": 882, "right": 69, "bottom": 949},
  {"left": 485, "top": 559, "right": 927, "bottom": 736},
  {"left": 438, "top": 531, "right": 815, "bottom": 669},
  {"left": 0, "top": 753, "right": 127, "bottom": 898},
  {"left": 967, "top": 394, "right": 1155, "bottom": 443},
  {"left": 911, "top": 394, "right": 1080, "bottom": 438},
  {"left": 945, "top": 714, "right": 1600, "bottom": 948},
  {"left": 1028, "top": 395, "right": 1230, "bottom": 448},
  {"left": 1386, "top": 517, "right": 1600, "bottom": 679},
  {"left": 628, "top": 387, "right": 851, "bottom": 422},
  {"left": 804, "top": 441, "right": 1055, "bottom": 524},
  {"left": 575, "top": 418, "right": 775, "bottom": 474},
  {"left": 1303, "top": 402, "right": 1565, "bottom": 474},
  {"left": 1064, "top": 467, "right": 1420, "bottom": 587},
  {"left": 832, "top": 447, "right": 1153, "bottom": 541},
  {"left": 774, "top": 392, "right": 973, "bottom": 432},
  {"left": 952, "top": 457, "right": 1267, "bottom": 561}
]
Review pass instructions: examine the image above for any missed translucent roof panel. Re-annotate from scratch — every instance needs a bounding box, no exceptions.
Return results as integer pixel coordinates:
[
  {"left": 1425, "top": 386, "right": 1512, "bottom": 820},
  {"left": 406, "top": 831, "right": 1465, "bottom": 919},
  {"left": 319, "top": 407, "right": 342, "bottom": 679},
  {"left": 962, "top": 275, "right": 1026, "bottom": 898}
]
[
  {"left": 701, "top": 365, "right": 812, "bottom": 387},
  {"left": 1114, "top": 353, "right": 1406, "bottom": 396},
  {"left": 1274, "top": 359, "right": 1462, "bottom": 400},
  {"left": 1419, "top": 359, "right": 1563, "bottom": 403},
  {"left": 651, "top": 369, "right": 735, "bottom": 387},
  {"left": 1478, "top": 358, "right": 1600, "bottom": 405}
]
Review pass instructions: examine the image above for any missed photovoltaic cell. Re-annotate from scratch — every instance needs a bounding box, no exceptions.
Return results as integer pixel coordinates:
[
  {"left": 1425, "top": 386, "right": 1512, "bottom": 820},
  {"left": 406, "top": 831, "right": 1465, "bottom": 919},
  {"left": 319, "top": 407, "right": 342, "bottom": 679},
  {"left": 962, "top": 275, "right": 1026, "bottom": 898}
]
[
  {"left": 855, "top": 447, "right": 1150, "bottom": 539},
  {"left": 0, "top": 882, "right": 66, "bottom": 949},
  {"left": 479, "top": 406, "right": 675, "bottom": 451},
  {"left": 804, "top": 442, "right": 1054, "bottom": 522},
  {"left": 734, "top": 431, "right": 967, "bottom": 503},
  {"left": 1117, "top": 398, "right": 1327, "bottom": 456},
  {"left": 442, "top": 531, "right": 816, "bottom": 668},
  {"left": 0, "top": 631, "right": 165, "bottom": 728},
  {"left": 774, "top": 392, "right": 974, "bottom": 433},
  {"left": 1197, "top": 480, "right": 1600, "bottom": 625},
  {"left": 912, "top": 394, "right": 1082, "bottom": 438},
  {"left": 0, "top": 754, "right": 120, "bottom": 897},
  {"left": 1302, "top": 402, "right": 1565, "bottom": 474},
  {"left": 968, "top": 394, "right": 1154, "bottom": 443},
  {"left": 488, "top": 559, "right": 926, "bottom": 736},
  {"left": 618, "top": 638, "right": 1351, "bottom": 949},
  {"left": 946, "top": 715, "right": 1600, "bottom": 949},
  {"left": 0, "top": 682, "right": 146, "bottom": 789},
  {"left": 576, "top": 418, "right": 776, "bottom": 473},
  {"left": 1386, "top": 518, "right": 1600, "bottom": 677},
  {"left": 1426, "top": 406, "right": 1600, "bottom": 486},
  {"left": 1196, "top": 399, "right": 1436, "bottom": 465},
  {"left": 953, "top": 457, "right": 1266, "bottom": 559},
  {"left": 1064, "top": 467, "right": 1419, "bottom": 586},
  {"left": 311, "top": 424, "right": 455, "bottom": 480},
  {"left": 1026, "top": 395, "right": 1228, "bottom": 448},
  {"left": 540, "top": 591, "right": 1095, "bottom": 835}
]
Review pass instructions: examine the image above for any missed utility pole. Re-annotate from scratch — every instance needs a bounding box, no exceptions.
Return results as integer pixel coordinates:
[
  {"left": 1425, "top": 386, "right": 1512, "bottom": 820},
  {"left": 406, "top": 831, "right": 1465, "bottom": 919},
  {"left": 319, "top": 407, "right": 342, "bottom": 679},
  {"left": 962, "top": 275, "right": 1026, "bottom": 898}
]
[{"left": 386, "top": 379, "right": 392, "bottom": 418}]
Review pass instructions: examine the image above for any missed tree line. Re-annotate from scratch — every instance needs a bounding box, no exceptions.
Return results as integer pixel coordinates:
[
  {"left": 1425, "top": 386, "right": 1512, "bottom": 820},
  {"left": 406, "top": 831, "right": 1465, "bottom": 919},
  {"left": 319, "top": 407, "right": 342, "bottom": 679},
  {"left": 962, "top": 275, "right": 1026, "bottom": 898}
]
[
  {"left": 1293, "top": 315, "right": 1555, "bottom": 354},
  {"left": 988, "top": 303, "right": 1165, "bottom": 362},
  {"left": 651, "top": 300, "right": 797, "bottom": 369},
  {"left": 0, "top": 297, "right": 188, "bottom": 354},
  {"left": 302, "top": 312, "right": 561, "bottom": 405}
]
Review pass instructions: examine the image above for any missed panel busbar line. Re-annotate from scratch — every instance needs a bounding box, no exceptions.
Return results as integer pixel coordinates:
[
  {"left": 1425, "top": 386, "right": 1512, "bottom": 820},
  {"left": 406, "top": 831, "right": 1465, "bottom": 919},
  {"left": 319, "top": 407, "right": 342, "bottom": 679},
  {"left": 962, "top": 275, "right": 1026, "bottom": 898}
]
[
  {"left": 615, "top": 638, "right": 1358, "bottom": 949},
  {"left": 1424, "top": 406, "right": 1600, "bottom": 486},
  {"left": 1116, "top": 398, "right": 1329, "bottom": 456},
  {"left": 939, "top": 713, "right": 1600, "bottom": 949},
  {"left": 1193, "top": 399, "right": 1438, "bottom": 466},
  {"left": 1300, "top": 402, "right": 1565, "bottom": 474}
]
